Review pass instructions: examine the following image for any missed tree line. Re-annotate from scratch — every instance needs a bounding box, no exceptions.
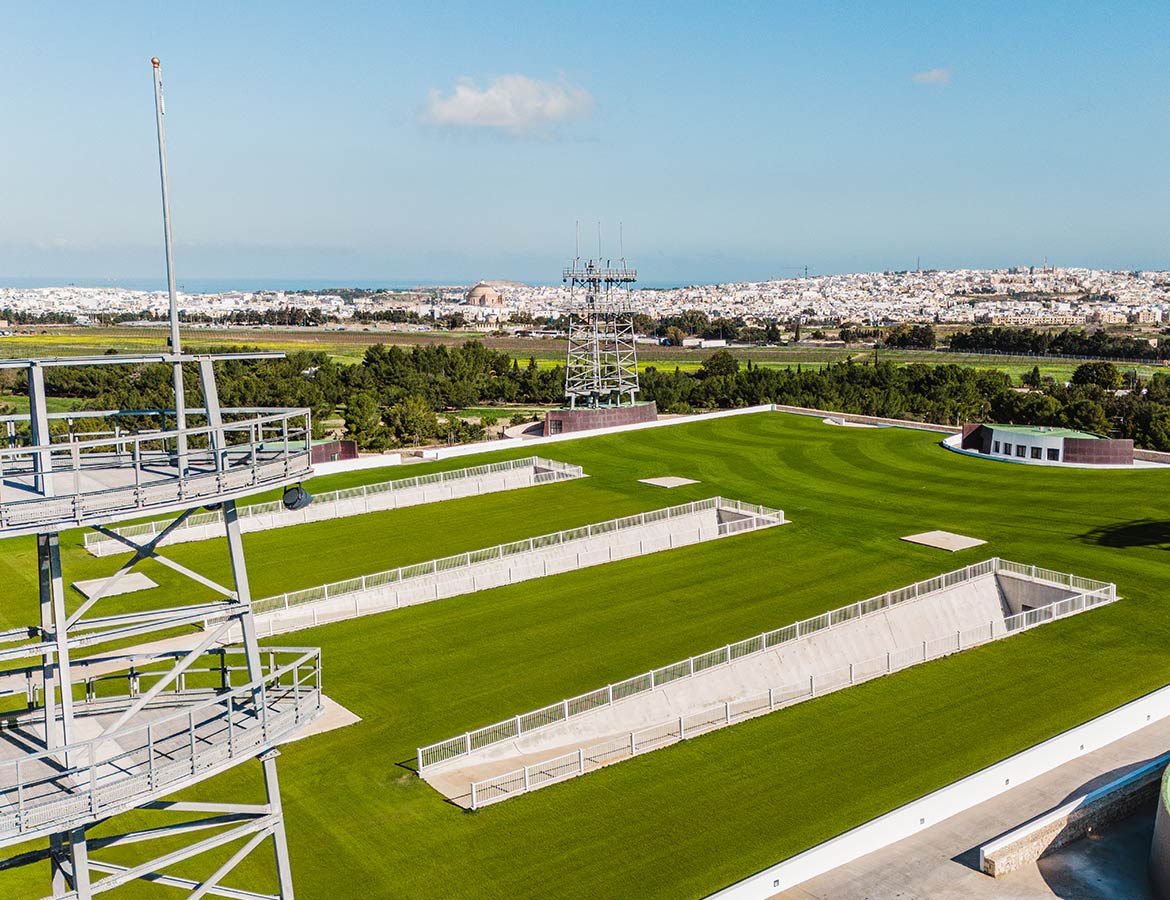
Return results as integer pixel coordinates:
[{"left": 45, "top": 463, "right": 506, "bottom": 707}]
[
  {"left": 948, "top": 326, "right": 1168, "bottom": 360},
  {"left": 640, "top": 350, "right": 1170, "bottom": 450},
  {"left": 18, "top": 340, "right": 1170, "bottom": 453},
  {"left": 21, "top": 341, "right": 564, "bottom": 451}
]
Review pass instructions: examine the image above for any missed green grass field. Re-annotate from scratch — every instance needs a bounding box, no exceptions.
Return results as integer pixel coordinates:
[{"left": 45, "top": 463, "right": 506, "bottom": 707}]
[{"left": 3, "top": 411, "right": 1170, "bottom": 897}]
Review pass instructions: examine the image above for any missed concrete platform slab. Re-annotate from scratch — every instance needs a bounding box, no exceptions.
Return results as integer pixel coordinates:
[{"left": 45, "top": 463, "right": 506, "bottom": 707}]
[
  {"left": 281, "top": 695, "right": 361, "bottom": 744},
  {"left": 72, "top": 572, "right": 158, "bottom": 598},
  {"left": 902, "top": 530, "right": 987, "bottom": 552},
  {"left": 639, "top": 476, "right": 700, "bottom": 488}
]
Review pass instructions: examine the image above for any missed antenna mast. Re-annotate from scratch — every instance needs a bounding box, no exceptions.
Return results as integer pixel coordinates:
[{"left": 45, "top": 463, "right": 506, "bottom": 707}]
[{"left": 562, "top": 225, "right": 639, "bottom": 409}]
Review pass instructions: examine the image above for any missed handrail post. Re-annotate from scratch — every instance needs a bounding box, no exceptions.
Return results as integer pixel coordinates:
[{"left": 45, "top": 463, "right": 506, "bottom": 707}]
[
  {"left": 16, "top": 759, "right": 24, "bottom": 828},
  {"left": 89, "top": 741, "right": 97, "bottom": 815}
]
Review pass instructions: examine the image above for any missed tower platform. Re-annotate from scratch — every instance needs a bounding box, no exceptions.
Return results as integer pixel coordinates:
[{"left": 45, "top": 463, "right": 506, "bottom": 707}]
[
  {"left": 0, "top": 351, "right": 322, "bottom": 898},
  {"left": 0, "top": 405, "right": 312, "bottom": 537},
  {"left": 0, "top": 646, "right": 321, "bottom": 845}
]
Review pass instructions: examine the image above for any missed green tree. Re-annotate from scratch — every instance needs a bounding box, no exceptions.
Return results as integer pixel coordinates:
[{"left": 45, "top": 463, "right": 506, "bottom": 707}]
[
  {"left": 1071, "top": 362, "right": 1123, "bottom": 390},
  {"left": 699, "top": 349, "right": 740, "bottom": 379},
  {"left": 385, "top": 395, "right": 439, "bottom": 446},
  {"left": 1061, "top": 398, "right": 1111, "bottom": 434},
  {"left": 343, "top": 391, "right": 385, "bottom": 449}
]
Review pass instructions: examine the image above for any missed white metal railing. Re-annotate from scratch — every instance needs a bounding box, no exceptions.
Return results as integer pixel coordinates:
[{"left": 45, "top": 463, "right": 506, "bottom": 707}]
[
  {"left": 251, "top": 497, "right": 783, "bottom": 618},
  {"left": 418, "top": 558, "right": 1113, "bottom": 771},
  {"left": 0, "top": 646, "right": 321, "bottom": 840},
  {"left": 83, "top": 456, "right": 583, "bottom": 549},
  {"left": 0, "top": 406, "right": 312, "bottom": 532},
  {"left": 466, "top": 582, "right": 1116, "bottom": 808}
]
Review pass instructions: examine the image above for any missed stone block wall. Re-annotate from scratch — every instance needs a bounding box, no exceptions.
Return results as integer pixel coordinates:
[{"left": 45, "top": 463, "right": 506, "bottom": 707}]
[{"left": 543, "top": 402, "right": 658, "bottom": 436}]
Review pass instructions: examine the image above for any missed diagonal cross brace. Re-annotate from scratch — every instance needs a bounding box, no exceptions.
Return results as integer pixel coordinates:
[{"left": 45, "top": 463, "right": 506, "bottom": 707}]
[
  {"left": 86, "top": 815, "right": 279, "bottom": 894},
  {"left": 86, "top": 514, "right": 239, "bottom": 609},
  {"left": 97, "top": 621, "right": 233, "bottom": 740},
  {"left": 68, "top": 509, "right": 197, "bottom": 629}
]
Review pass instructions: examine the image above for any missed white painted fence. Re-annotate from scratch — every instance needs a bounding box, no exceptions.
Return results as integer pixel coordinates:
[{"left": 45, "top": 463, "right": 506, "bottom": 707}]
[
  {"left": 464, "top": 574, "right": 1115, "bottom": 808},
  {"left": 84, "top": 456, "right": 583, "bottom": 556},
  {"left": 232, "top": 497, "right": 783, "bottom": 638},
  {"left": 418, "top": 558, "right": 1110, "bottom": 773}
]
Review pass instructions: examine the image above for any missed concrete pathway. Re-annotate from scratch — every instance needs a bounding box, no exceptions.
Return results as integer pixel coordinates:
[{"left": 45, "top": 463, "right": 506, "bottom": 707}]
[{"left": 773, "top": 716, "right": 1170, "bottom": 899}]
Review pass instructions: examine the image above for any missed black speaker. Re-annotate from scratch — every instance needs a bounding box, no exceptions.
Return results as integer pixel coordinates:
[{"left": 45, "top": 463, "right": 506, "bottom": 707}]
[{"left": 282, "top": 485, "right": 313, "bottom": 511}]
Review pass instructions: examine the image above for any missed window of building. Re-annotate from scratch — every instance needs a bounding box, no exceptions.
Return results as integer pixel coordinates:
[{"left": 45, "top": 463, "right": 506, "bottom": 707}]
[
  {"left": 1016, "top": 445, "right": 1026, "bottom": 458},
  {"left": 1047, "top": 448, "right": 1060, "bottom": 461},
  {"left": 1003, "top": 442, "right": 1012, "bottom": 454},
  {"left": 1031, "top": 447, "right": 1042, "bottom": 459},
  {"left": 993, "top": 441, "right": 1000, "bottom": 453}
]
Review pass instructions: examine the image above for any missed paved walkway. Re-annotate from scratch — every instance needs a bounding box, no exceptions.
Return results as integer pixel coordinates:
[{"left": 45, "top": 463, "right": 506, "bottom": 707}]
[{"left": 774, "top": 716, "right": 1170, "bottom": 899}]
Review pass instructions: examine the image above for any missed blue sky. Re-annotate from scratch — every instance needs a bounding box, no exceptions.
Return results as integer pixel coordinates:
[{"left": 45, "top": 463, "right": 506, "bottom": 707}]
[{"left": 1, "top": 1, "right": 1168, "bottom": 286}]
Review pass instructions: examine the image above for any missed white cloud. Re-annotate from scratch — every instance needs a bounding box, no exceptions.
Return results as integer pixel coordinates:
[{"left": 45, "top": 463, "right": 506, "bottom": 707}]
[
  {"left": 912, "top": 67, "right": 952, "bottom": 86},
  {"left": 422, "top": 74, "right": 593, "bottom": 136}
]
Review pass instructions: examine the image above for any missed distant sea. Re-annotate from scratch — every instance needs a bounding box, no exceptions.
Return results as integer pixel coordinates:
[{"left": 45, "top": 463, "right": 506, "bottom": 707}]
[
  {"left": 0, "top": 277, "right": 466, "bottom": 294},
  {"left": 1, "top": 276, "right": 688, "bottom": 293}
]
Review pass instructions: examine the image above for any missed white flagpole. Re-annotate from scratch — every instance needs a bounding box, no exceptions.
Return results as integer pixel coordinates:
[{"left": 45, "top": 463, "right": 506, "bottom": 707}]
[{"left": 151, "top": 57, "right": 188, "bottom": 471}]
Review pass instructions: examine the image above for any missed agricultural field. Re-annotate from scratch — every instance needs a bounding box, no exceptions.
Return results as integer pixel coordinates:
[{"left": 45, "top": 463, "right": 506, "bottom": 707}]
[
  {"left": 0, "top": 324, "right": 1151, "bottom": 385},
  {"left": 2, "top": 411, "right": 1170, "bottom": 898}
]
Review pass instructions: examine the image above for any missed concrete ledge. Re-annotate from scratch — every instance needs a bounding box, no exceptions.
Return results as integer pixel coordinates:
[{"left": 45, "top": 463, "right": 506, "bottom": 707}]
[{"left": 978, "top": 752, "right": 1170, "bottom": 877}]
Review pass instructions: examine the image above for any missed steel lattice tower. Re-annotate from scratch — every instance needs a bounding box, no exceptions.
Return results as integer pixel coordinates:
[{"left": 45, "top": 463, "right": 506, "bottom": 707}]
[
  {"left": 0, "top": 57, "right": 321, "bottom": 899},
  {"left": 562, "top": 259, "right": 640, "bottom": 408}
]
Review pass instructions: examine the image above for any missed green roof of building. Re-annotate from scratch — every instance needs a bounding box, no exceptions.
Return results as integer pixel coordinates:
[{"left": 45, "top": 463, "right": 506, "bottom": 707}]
[{"left": 988, "top": 424, "right": 1103, "bottom": 440}]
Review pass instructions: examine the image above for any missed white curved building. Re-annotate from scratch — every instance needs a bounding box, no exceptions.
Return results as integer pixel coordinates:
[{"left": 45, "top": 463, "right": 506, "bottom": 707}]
[{"left": 946, "top": 423, "right": 1135, "bottom": 466}]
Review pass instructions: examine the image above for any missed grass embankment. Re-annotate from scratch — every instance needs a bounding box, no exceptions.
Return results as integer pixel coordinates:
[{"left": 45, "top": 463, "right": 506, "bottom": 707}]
[{"left": 2, "top": 412, "right": 1170, "bottom": 897}]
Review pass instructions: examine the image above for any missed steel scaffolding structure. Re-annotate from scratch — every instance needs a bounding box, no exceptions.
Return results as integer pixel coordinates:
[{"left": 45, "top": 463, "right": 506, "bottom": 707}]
[
  {"left": 0, "top": 353, "right": 321, "bottom": 899},
  {"left": 562, "top": 260, "right": 641, "bottom": 408},
  {"left": 0, "top": 57, "right": 320, "bottom": 899}
]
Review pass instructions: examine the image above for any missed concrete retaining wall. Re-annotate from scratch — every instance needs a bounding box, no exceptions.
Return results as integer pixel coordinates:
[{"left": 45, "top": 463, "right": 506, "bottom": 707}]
[
  {"left": 302, "top": 406, "right": 1170, "bottom": 484},
  {"left": 979, "top": 753, "right": 1170, "bottom": 877},
  {"left": 463, "top": 573, "right": 1051, "bottom": 765},
  {"left": 772, "top": 405, "right": 961, "bottom": 433}
]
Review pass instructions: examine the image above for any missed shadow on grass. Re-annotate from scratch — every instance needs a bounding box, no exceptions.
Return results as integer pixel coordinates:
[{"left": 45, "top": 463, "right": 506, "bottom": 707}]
[
  {"left": 397, "top": 758, "right": 477, "bottom": 810},
  {"left": 1081, "top": 520, "right": 1170, "bottom": 550}
]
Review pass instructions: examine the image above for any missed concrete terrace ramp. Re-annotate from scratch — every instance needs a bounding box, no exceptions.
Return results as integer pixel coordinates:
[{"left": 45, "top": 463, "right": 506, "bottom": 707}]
[{"left": 417, "top": 561, "right": 1116, "bottom": 808}]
